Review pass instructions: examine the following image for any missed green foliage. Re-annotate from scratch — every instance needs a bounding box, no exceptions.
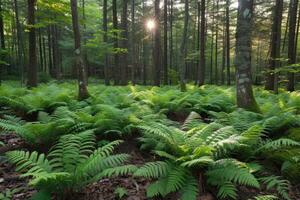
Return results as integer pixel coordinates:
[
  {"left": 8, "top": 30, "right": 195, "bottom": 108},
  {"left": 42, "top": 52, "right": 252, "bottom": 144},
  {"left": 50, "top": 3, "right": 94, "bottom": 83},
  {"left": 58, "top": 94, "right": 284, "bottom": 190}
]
[
  {"left": 1, "top": 83, "right": 299, "bottom": 199},
  {"left": 6, "top": 132, "right": 133, "bottom": 197},
  {"left": 114, "top": 187, "right": 128, "bottom": 199},
  {"left": 259, "top": 176, "right": 291, "bottom": 200}
]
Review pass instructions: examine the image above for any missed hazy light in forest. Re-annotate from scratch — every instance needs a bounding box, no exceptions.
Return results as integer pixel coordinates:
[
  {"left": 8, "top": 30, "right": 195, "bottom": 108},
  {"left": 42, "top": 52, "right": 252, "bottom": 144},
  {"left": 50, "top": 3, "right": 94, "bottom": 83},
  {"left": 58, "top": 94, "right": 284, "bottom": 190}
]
[{"left": 146, "top": 19, "right": 156, "bottom": 32}]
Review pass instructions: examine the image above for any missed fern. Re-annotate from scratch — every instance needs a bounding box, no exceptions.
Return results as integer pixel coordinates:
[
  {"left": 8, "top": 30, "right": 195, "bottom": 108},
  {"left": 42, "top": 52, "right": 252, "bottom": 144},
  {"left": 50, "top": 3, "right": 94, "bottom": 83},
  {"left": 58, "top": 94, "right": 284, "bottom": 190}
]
[
  {"left": 250, "top": 195, "right": 278, "bottom": 200},
  {"left": 6, "top": 132, "right": 132, "bottom": 197},
  {"left": 259, "top": 176, "right": 291, "bottom": 200},
  {"left": 206, "top": 159, "right": 261, "bottom": 199},
  {"left": 258, "top": 138, "right": 300, "bottom": 152}
]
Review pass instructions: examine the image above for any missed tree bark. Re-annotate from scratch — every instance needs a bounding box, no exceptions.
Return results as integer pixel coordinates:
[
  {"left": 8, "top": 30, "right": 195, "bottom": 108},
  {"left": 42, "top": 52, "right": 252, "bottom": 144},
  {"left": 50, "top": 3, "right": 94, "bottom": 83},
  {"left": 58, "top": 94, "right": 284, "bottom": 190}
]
[
  {"left": 13, "top": 0, "right": 25, "bottom": 83},
  {"left": 153, "top": 0, "right": 162, "bottom": 86},
  {"left": 112, "top": 0, "right": 119, "bottom": 85},
  {"left": 198, "top": 0, "right": 206, "bottom": 86},
  {"left": 169, "top": 0, "right": 173, "bottom": 74},
  {"left": 235, "top": 0, "right": 259, "bottom": 112},
  {"left": 131, "top": 0, "right": 136, "bottom": 85},
  {"left": 225, "top": 0, "right": 231, "bottom": 85},
  {"left": 215, "top": 0, "right": 219, "bottom": 85},
  {"left": 120, "top": 0, "right": 128, "bottom": 85},
  {"left": 47, "top": 26, "right": 53, "bottom": 76},
  {"left": 179, "top": 0, "right": 189, "bottom": 91},
  {"left": 163, "top": 0, "right": 168, "bottom": 85},
  {"left": 0, "top": 0, "right": 4, "bottom": 85},
  {"left": 27, "top": 0, "right": 38, "bottom": 88},
  {"left": 70, "top": 0, "right": 89, "bottom": 100},
  {"left": 265, "top": 0, "right": 283, "bottom": 91},
  {"left": 103, "top": 0, "right": 109, "bottom": 85},
  {"left": 287, "top": 0, "right": 298, "bottom": 91},
  {"left": 38, "top": 28, "right": 43, "bottom": 71},
  {"left": 210, "top": 0, "right": 215, "bottom": 84}
]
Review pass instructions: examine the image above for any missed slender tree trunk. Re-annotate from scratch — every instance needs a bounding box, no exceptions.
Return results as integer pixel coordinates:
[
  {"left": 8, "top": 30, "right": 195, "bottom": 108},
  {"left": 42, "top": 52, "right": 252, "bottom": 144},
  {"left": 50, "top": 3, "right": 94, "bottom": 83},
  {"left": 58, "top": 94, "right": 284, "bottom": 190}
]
[
  {"left": 195, "top": 2, "right": 200, "bottom": 85},
  {"left": 235, "top": 0, "right": 259, "bottom": 112},
  {"left": 153, "top": 0, "right": 162, "bottom": 86},
  {"left": 0, "top": 0, "right": 4, "bottom": 85},
  {"left": 47, "top": 26, "right": 53, "bottom": 76},
  {"left": 112, "top": 0, "right": 119, "bottom": 85},
  {"left": 120, "top": 0, "right": 128, "bottom": 85},
  {"left": 131, "top": 0, "right": 136, "bottom": 85},
  {"left": 42, "top": 35, "right": 47, "bottom": 72},
  {"left": 142, "top": 0, "right": 147, "bottom": 85},
  {"left": 82, "top": 0, "right": 88, "bottom": 76},
  {"left": 103, "top": 0, "right": 109, "bottom": 85},
  {"left": 70, "top": 0, "right": 89, "bottom": 100},
  {"left": 265, "top": 0, "right": 283, "bottom": 91},
  {"left": 222, "top": 24, "right": 226, "bottom": 85},
  {"left": 287, "top": 0, "right": 298, "bottom": 91},
  {"left": 169, "top": 0, "right": 173, "bottom": 73},
  {"left": 27, "top": 0, "right": 37, "bottom": 88},
  {"left": 210, "top": 0, "right": 215, "bottom": 84},
  {"left": 179, "top": 0, "right": 189, "bottom": 91},
  {"left": 282, "top": 12, "right": 290, "bottom": 53},
  {"left": 214, "top": 0, "right": 219, "bottom": 85},
  {"left": 38, "top": 29, "right": 43, "bottom": 71},
  {"left": 198, "top": 0, "right": 206, "bottom": 86},
  {"left": 0, "top": 0, "right": 5, "bottom": 49},
  {"left": 163, "top": 0, "right": 168, "bottom": 85},
  {"left": 226, "top": 0, "right": 231, "bottom": 85},
  {"left": 14, "top": 0, "right": 25, "bottom": 83}
]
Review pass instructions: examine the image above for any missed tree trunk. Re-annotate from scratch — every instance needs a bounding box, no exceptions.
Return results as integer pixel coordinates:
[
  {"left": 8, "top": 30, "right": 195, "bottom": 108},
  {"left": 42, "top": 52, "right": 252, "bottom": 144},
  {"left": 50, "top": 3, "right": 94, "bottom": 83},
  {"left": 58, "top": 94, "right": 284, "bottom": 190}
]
[
  {"left": 153, "top": 0, "right": 162, "bottom": 86},
  {"left": 0, "top": 0, "right": 4, "bottom": 85},
  {"left": 103, "top": 0, "right": 109, "bottom": 85},
  {"left": 47, "top": 26, "right": 53, "bottom": 75},
  {"left": 214, "top": 0, "right": 219, "bottom": 85},
  {"left": 142, "top": 0, "right": 147, "bottom": 85},
  {"left": 195, "top": 2, "right": 200, "bottom": 85},
  {"left": 225, "top": 0, "right": 231, "bottom": 85},
  {"left": 13, "top": 0, "right": 25, "bottom": 83},
  {"left": 287, "top": 0, "right": 298, "bottom": 91},
  {"left": 70, "top": 0, "right": 89, "bottom": 100},
  {"left": 210, "top": 0, "right": 215, "bottom": 84},
  {"left": 131, "top": 0, "right": 136, "bottom": 85},
  {"left": 163, "top": 0, "right": 168, "bottom": 85},
  {"left": 169, "top": 0, "right": 173, "bottom": 75},
  {"left": 112, "top": 0, "right": 119, "bottom": 85},
  {"left": 179, "top": 0, "right": 189, "bottom": 91},
  {"left": 42, "top": 34, "right": 47, "bottom": 72},
  {"left": 265, "top": 0, "right": 283, "bottom": 91},
  {"left": 38, "top": 29, "right": 43, "bottom": 71},
  {"left": 198, "top": 0, "right": 206, "bottom": 86},
  {"left": 27, "top": 0, "right": 38, "bottom": 88},
  {"left": 120, "top": 0, "right": 128, "bottom": 85},
  {"left": 221, "top": 24, "right": 225, "bottom": 85},
  {"left": 235, "top": 0, "right": 259, "bottom": 112}
]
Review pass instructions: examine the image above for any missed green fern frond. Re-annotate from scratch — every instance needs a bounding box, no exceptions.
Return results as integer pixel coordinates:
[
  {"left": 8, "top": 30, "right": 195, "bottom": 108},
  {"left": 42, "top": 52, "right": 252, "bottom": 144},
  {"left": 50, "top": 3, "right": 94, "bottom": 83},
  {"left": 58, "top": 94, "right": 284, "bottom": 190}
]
[
  {"left": 6, "top": 151, "right": 52, "bottom": 174},
  {"left": 250, "top": 195, "right": 278, "bottom": 200},
  {"left": 258, "top": 138, "right": 300, "bottom": 152},
  {"left": 134, "top": 161, "right": 170, "bottom": 178},
  {"left": 182, "top": 111, "right": 203, "bottom": 131},
  {"left": 179, "top": 175, "right": 199, "bottom": 200},
  {"left": 217, "top": 182, "right": 237, "bottom": 199},
  {"left": 180, "top": 156, "right": 214, "bottom": 167},
  {"left": 100, "top": 165, "right": 138, "bottom": 177},
  {"left": 206, "top": 159, "right": 260, "bottom": 190},
  {"left": 259, "top": 176, "right": 290, "bottom": 200}
]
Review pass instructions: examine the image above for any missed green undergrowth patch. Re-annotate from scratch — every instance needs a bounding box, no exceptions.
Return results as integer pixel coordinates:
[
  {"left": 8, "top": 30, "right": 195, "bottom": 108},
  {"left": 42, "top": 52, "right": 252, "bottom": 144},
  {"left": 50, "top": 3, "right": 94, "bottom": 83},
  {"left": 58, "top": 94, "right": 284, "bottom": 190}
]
[{"left": 0, "top": 82, "right": 299, "bottom": 200}]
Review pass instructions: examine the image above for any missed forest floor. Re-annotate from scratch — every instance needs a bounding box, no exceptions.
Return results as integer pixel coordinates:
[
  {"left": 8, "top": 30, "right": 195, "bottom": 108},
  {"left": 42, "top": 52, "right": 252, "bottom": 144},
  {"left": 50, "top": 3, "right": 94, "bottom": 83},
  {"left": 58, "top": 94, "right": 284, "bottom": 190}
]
[
  {"left": 1, "top": 128, "right": 300, "bottom": 200},
  {"left": 1, "top": 82, "right": 300, "bottom": 200}
]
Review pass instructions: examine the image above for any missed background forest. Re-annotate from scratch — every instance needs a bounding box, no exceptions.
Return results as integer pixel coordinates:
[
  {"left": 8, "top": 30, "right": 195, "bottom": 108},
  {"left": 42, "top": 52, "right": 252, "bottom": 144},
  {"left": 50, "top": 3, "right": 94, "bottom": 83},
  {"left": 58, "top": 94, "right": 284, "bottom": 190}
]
[{"left": 0, "top": 0, "right": 299, "bottom": 90}]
